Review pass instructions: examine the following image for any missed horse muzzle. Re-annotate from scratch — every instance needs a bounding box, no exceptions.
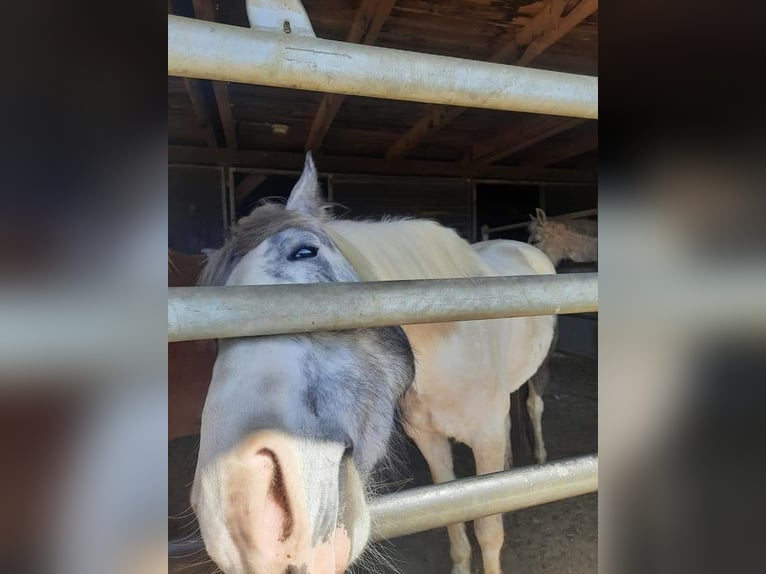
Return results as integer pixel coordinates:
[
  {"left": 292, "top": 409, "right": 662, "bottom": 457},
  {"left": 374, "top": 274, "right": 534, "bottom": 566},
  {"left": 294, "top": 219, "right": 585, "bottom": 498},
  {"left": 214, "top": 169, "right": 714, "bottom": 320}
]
[{"left": 192, "top": 430, "right": 370, "bottom": 574}]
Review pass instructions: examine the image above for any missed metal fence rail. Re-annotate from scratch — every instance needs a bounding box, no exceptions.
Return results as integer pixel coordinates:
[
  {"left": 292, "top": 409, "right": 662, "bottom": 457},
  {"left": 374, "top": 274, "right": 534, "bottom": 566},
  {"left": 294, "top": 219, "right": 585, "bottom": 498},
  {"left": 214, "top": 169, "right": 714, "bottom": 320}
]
[
  {"left": 167, "top": 5, "right": 599, "bottom": 559},
  {"left": 370, "top": 454, "right": 598, "bottom": 541},
  {"left": 169, "top": 455, "right": 598, "bottom": 555},
  {"left": 168, "top": 15, "right": 598, "bottom": 119},
  {"left": 168, "top": 273, "right": 598, "bottom": 342}
]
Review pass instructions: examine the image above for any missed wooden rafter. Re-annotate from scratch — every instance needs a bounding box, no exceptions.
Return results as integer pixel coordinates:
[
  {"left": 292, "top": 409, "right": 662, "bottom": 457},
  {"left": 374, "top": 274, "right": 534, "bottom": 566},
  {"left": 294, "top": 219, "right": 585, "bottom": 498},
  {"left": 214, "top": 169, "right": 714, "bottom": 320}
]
[
  {"left": 171, "top": 1, "right": 216, "bottom": 147},
  {"left": 464, "top": 117, "right": 586, "bottom": 166},
  {"left": 169, "top": 146, "right": 595, "bottom": 183},
  {"left": 183, "top": 78, "right": 219, "bottom": 148},
  {"left": 212, "top": 81, "right": 237, "bottom": 151},
  {"left": 384, "top": 107, "right": 466, "bottom": 160},
  {"left": 192, "top": 0, "right": 238, "bottom": 150},
  {"left": 517, "top": 0, "right": 597, "bottom": 66},
  {"left": 529, "top": 128, "right": 598, "bottom": 167},
  {"left": 305, "top": 0, "right": 397, "bottom": 152},
  {"left": 384, "top": 0, "right": 598, "bottom": 160}
]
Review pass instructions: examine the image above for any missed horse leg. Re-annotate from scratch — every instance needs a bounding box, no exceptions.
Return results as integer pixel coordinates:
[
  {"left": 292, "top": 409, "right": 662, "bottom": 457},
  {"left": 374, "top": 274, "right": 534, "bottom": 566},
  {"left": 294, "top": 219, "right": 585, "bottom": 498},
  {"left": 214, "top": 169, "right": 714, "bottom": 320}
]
[
  {"left": 408, "top": 426, "right": 472, "bottom": 574},
  {"left": 527, "top": 374, "right": 548, "bottom": 464},
  {"left": 471, "top": 428, "right": 508, "bottom": 574}
]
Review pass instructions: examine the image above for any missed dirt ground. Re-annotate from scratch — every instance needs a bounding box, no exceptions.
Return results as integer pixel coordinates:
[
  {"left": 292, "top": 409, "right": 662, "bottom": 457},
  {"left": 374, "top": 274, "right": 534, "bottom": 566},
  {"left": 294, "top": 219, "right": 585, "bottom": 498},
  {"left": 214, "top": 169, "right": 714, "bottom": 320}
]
[{"left": 169, "top": 352, "right": 597, "bottom": 574}]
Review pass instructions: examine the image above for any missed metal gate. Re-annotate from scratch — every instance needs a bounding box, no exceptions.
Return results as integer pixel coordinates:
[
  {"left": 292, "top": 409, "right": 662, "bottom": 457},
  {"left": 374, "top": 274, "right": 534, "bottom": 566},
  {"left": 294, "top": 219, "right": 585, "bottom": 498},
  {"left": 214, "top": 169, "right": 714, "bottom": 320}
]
[{"left": 167, "top": 0, "right": 598, "bottom": 553}]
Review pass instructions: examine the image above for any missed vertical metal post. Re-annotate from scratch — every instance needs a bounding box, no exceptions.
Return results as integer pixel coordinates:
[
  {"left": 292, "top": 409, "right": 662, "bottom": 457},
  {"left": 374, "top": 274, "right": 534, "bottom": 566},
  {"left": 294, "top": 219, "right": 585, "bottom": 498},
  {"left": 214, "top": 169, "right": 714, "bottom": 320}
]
[
  {"left": 228, "top": 167, "right": 236, "bottom": 226},
  {"left": 469, "top": 179, "right": 477, "bottom": 243},
  {"left": 220, "top": 167, "right": 229, "bottom": 235}
]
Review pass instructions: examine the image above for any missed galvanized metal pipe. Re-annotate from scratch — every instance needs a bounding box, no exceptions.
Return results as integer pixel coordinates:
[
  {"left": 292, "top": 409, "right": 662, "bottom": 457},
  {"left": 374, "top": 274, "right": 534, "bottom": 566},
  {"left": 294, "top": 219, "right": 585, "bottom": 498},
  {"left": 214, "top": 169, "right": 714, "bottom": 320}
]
[
  {"left": 168, "top": 455, "right": 597, "bottom": 555},
  {"left": 370, "top": 455, "right": 598, "bottom": 540},
  {"left": 168, "top": 15, "right": 598, "bottom": 119},
  {"left": 168, "top": 273, "right": 598, "bottom": 342}
]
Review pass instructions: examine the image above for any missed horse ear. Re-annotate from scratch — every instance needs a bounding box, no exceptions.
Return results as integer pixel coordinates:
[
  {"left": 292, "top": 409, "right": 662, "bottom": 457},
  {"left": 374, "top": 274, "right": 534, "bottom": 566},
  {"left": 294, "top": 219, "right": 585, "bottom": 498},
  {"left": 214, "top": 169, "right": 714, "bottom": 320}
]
[{"left": 286, "top": 152, "right": 323, "bottom": 217}]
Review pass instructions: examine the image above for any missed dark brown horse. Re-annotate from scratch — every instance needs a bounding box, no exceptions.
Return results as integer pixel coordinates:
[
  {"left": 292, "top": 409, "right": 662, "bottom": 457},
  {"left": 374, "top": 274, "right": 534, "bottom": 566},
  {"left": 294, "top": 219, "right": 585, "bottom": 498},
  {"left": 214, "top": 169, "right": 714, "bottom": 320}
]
[{"left": 168, "top": 249, "right": 216, "bottom": 442}]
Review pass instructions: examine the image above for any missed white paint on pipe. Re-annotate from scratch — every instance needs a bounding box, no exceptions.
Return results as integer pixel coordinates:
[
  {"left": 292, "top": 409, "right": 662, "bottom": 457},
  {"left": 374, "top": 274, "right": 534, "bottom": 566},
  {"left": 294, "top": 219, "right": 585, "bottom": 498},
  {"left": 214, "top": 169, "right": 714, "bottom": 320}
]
[
  {"left": 246, "top": 0, "right": 316, "bottom": 37},
  {"left": 168, "top": 15, "right": 598, "bottom": 118}
]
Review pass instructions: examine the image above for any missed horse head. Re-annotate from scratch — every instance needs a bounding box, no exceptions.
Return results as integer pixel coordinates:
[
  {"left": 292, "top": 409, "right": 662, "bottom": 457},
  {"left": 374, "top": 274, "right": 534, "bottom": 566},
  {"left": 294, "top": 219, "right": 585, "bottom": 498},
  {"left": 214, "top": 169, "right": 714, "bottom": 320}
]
[{"left": 190, "top": 154, "right": 415, "bottom": 574}]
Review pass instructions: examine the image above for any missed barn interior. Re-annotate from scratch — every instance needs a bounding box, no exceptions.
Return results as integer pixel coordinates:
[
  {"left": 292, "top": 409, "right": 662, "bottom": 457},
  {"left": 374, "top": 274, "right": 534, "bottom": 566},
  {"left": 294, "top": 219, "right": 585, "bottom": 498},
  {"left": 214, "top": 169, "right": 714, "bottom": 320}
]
[{"left": 168, "top": 0, "right": 598, "bottom": 572}]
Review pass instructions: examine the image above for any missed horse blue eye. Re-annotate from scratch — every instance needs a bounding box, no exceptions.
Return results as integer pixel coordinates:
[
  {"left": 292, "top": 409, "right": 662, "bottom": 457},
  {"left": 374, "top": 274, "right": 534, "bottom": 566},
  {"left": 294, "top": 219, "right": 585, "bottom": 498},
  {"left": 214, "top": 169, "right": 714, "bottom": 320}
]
[{"left": 289, "top": 245, "right": 319, "bottom": 261}]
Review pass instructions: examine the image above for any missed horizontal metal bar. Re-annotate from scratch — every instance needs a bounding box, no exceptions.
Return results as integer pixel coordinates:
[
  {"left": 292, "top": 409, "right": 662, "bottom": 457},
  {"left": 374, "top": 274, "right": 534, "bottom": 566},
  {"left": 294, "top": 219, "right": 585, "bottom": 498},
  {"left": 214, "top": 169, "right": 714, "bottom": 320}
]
[
  {"left": 475, "top": 178, "right": 593, "bottom": 187},
  {"left": 370, "top": 454, "right": 598, "bottom": 540},
  {"left": 168, "top": 273, "right": 598, "bottom": 342},
  {"left": 171, "top": 163, "right": 595, "bottom": 186},
  {"left": 168, "top": 15, "right": 598, "bottom": 118},
  {"left": 168, "top": 455, "right": 597, "bottom": 556}
]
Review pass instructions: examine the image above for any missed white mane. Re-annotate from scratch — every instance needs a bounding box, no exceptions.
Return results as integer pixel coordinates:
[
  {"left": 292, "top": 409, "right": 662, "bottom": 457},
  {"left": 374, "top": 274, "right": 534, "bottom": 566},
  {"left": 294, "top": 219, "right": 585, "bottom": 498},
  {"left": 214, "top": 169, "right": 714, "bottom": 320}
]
[{"left": 326, "top": 218, "right": 493, "bottom": 282}]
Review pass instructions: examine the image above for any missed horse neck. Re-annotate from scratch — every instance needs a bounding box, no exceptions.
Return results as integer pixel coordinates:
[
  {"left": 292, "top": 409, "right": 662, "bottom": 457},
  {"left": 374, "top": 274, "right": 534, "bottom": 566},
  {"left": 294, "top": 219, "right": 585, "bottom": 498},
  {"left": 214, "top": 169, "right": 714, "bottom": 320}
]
[{"left": 326, "top": 219, "right": 490, "bottom": 282}]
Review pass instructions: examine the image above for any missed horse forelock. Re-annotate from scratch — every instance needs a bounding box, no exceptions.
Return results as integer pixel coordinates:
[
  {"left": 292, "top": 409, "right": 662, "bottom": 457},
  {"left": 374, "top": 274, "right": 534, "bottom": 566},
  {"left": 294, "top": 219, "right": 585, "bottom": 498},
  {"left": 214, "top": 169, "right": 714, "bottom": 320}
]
[{"left": 199, "top": 202, "right": 324, "bottom": 286}]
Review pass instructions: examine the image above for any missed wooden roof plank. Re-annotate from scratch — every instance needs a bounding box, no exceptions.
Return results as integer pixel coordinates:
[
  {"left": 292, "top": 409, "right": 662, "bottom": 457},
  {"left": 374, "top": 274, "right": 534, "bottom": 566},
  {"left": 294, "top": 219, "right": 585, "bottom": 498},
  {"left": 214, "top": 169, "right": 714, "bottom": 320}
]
[{"left": 384, "top": 0, "right": 598, "bottom": 159}]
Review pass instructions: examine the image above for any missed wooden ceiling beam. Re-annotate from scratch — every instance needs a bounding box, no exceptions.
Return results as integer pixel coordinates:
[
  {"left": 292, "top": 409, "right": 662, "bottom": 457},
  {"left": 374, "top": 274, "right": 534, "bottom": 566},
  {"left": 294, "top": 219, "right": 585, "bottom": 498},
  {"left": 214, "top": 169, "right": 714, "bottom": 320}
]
[
  {"left": 464, "top": 117, "right": 586, "bottom": 166},
  {"left": 497, "top": 0, "right": 565, "bottom": 62},
  {"left": 384, "top": 106, "right": 466, "bottom": 160},
  {"left": 169, "top": 145, "right": 595, "bottom": 183},
  {"left": 192, "top": 0, "right": 238, "bottom": 150},
  {"left": 517, "top": 0, "right": 598, "bottom": 66},
  {"left": 384, "top": 0, "right": 598, "bottom": 160},
  {"left": 172, "top": 1, "right": 217, "bottom": 147},
  {"left": 529, "top": 128, "right": 598, "bottom": 167},
  {"left": 212, "top": 81, "right": 238, "bottom": 151},
  {"left": 305, "top": 0, "right": 397, "bottom": 153},
  {"left": 183, "top": 78, "right": 219, "bottom": 148}
]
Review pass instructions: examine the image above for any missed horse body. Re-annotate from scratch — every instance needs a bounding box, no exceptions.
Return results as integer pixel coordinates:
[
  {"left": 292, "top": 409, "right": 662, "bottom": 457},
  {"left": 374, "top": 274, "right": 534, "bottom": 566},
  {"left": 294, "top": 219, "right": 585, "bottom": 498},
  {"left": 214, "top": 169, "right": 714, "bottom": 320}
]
[
  {"left": 398, "top": 239, "right": 555, "bottom": 447},
  {"left": 191, "top": 155, "right": 555, "bottom": 574},
  {"left": 397, "top": 240, "right": 555, "bottom": 574}
]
